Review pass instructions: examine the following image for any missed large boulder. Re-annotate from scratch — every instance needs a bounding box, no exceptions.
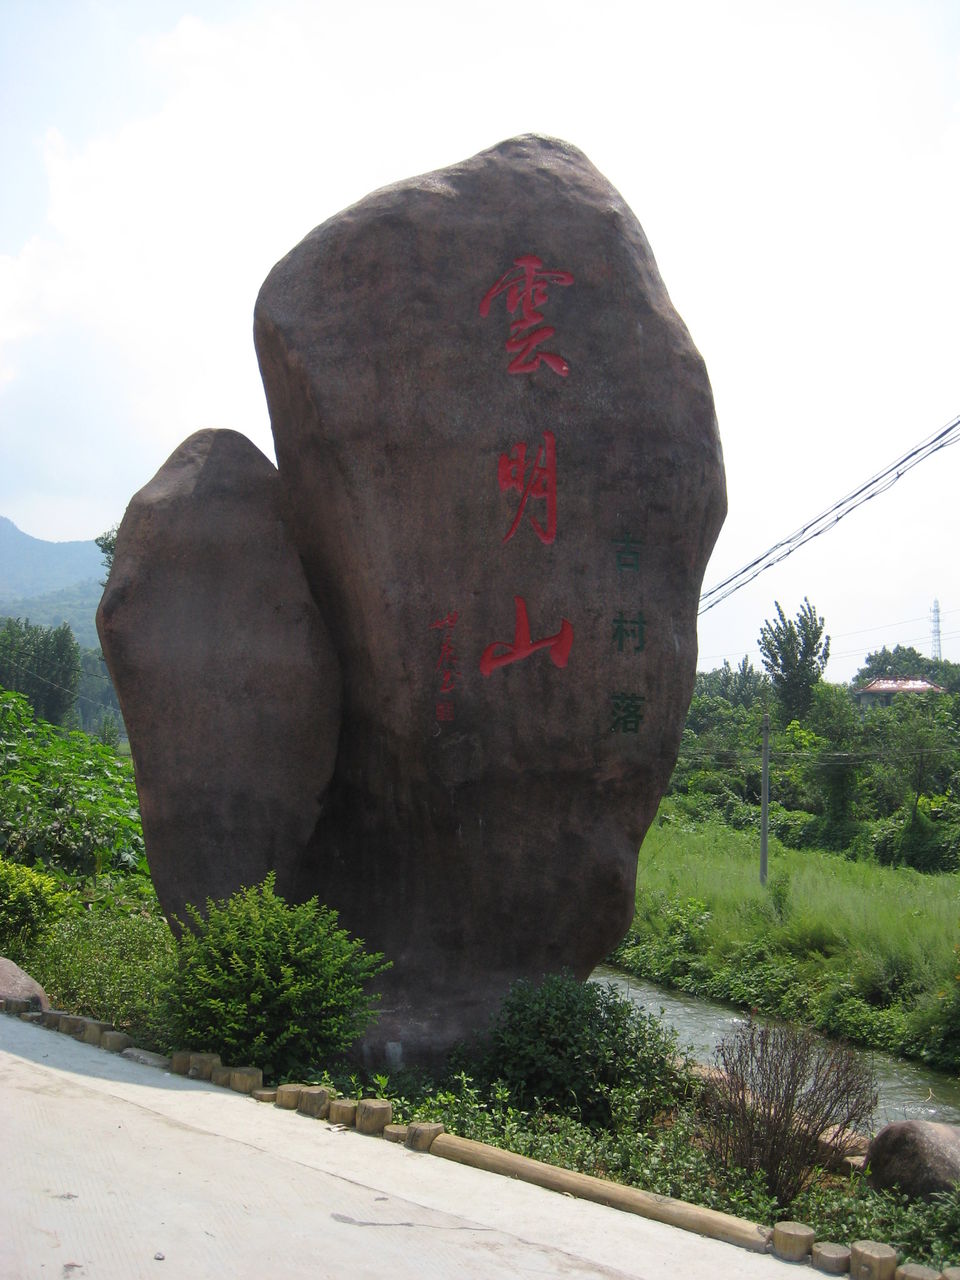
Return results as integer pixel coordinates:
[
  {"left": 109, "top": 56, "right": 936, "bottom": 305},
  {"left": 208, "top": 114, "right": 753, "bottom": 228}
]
[
  {"left": 868, "top": 1120, "right": 960, "bottom": 1199},
  {"left": 97, "top": 429, "right": 341, "bottom": 925},
  {"left": 254, "top": 134, "right": 726, "bottom": 1063},
  {"left": 0, "top": 957, "right": 50, "bottom": 1010}
]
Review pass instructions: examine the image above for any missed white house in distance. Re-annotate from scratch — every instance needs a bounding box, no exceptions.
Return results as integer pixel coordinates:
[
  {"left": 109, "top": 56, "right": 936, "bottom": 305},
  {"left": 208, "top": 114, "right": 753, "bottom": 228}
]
[{"left": 853, "top": 677, "right": 946, "bottom": 711}]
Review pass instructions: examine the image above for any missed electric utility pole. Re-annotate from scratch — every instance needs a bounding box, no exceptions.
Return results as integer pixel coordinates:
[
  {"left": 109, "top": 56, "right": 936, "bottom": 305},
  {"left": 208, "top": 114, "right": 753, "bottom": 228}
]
[{"left": 760, "top": 712, "right": 770, "bottom": 885}]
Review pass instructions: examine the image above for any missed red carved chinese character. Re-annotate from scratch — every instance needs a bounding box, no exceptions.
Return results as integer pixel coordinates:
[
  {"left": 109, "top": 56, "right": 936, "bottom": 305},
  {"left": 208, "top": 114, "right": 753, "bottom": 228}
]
[
  {"left": 479, "top": 254, "right": 574, "bottom": 376},
  {"left": 430, "top": 610, "right": 460, "bottom": 714},
  {"left": 435, "top": 637, "right": 458, "bottom": 673},
  {"left": 499, "top": 430, "right": 556, "bottom": 545},
  {"left": 479, "top": 596, "right": 573, "bottom": 676},
  {"left": 429, "top": 611, "right": 460, "bottom": 630}
]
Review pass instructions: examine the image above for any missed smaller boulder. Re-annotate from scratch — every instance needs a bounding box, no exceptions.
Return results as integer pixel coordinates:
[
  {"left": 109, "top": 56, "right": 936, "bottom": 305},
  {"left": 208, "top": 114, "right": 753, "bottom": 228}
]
[
  {"left": 868, "top": 1120, "right": 960, "bottom": 1198},
  {"left": 0, "top": 957, "right": 50, "bottom": 1010}
]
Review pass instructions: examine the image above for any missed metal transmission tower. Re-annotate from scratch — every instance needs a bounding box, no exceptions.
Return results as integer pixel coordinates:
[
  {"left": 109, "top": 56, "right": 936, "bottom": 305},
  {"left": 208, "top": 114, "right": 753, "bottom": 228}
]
[{"left": 932, "top": 598, "right": 942, "bottom": 661}]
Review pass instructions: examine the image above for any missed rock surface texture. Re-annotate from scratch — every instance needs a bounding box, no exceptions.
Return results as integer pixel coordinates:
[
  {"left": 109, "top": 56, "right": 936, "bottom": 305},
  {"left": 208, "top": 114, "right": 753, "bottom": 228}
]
[
  {"left": 97, "top": 429, "right": 341, "bottom": 926},
  {"left": 0, "top": 957, "right": 50, "bottom": 1009},
  {"left": 253, "top": 135, "right": 726, "bottom": 1063},
  {"left": 867, "top": 1120, "right": 960, "bottom": 1199}
]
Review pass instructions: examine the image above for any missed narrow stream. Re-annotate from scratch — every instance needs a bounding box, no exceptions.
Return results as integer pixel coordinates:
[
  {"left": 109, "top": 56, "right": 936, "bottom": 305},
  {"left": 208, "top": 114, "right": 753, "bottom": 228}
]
[{"left": 592, "top": 965, "right": 960, "bottom": 1128}]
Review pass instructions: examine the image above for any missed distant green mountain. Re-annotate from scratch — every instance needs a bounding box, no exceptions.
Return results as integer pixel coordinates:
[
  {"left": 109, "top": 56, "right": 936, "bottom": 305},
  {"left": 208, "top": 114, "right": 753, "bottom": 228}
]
[
  {"left": 0, "top": 578, "right": 103, "bottom": 649},
  {"left": 0, "top": 516, "right": 106, "bottom": 650},
  {"left": 0, "top": 516, "right": 102, "bottom": 597}
]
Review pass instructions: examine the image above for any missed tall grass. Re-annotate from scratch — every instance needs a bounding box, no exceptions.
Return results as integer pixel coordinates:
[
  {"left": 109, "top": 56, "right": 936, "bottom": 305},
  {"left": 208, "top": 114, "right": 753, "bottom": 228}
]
[
  {"left": 639, "top": 805, "right": 959, "bottom": 982},
  {"left": 615, "top": 802, "right": 960, "bottom": 1064}
]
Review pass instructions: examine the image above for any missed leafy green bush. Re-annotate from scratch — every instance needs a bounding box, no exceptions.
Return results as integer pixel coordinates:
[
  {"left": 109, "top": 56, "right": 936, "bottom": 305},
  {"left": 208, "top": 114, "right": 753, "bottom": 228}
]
[
  {"left": 469, "top": 971, "right": 689, "bottom": 1129},
  {"left": 612, "top": 894, "right": 712, "bottom": 990},
  {"left": 403, "top": 1072, "right": 776, "bottom": 1222},
  {"left": 793, "top": 1176, "right": 960, "bottom": 1272},
  {"left": 768, "top": 803, "right": 822, "bottom": 849},
  {"left": 0, "top": 855, "right": 65, "bottom": 961},
  {"left": 163, "top": 874, "right": 390, "bottom": 1081},
  {"left": 0, "top": 689, "right": 143, "bottom": 877},
  {"left": 21, "top": 908, "right": 176, "bottom": 1048}
]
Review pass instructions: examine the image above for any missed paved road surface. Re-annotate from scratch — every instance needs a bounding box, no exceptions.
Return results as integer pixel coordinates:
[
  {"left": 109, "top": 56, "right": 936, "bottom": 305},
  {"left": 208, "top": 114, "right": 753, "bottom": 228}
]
[{"left": 0, "top": 1016, "right": 794, "bottom": 1279}]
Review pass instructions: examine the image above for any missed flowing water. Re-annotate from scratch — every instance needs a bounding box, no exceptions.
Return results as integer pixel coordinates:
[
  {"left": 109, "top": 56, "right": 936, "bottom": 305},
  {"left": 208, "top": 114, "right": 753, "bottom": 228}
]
[{"left": 592, "top": 965, "right": 960, "bottom": 1128}]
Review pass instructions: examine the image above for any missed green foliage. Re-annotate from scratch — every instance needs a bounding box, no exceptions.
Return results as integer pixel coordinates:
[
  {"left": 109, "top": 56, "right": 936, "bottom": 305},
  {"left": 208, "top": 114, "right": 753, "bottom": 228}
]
[
  {"left": 854, "top": 644, "right": 960, "bottom": 696},
  {"left": 0, "top": 617, "right": 80, "bottom": 724},
  {"left": 21, "top": 906, "right": 176, "bottom": 1049},
  {"left": 675, "top": 653, "right": 960, "bottom": 873},
  {"left": 758, "top": 597, "right": 830, "bottom": 723},
  {"left": 889, "top": 694, "right": 958, "bottom": 824},
  {"left": 75, "top": 647, "right": 123, "bottom": 740},
  {"left": 164, "top": 874, "right": 390, "bottom": 1081},
  {"left": 871, "top": 803, "right": 960, "bottom": 874},
  {"left": 0, "top": 855, "right": 65, "bottom": 961},
  {"left": 793, "top": 1176, "right": 960, "bottom": 1272},
  {"left": 804, "top": 681, "right": 864, "bottom": 833},
  {"left": 399, "top": 1069, "right": 775, "bottom": 1221},
  {"left": 694, "top": 656, "right": 768, "bottom": 709},
  {"left": 95, "top": 526, "right": 118, "bottom": 577},
  {"left": 0, "top": 580, "right": 103, "bottom": 650},
  {"left": 467, "top": 971, "right": 689, "bottom": 1129},
  {"left": 616, "top": 813, "right": 960, "bottom": 1067},
  {"left": 19, "top": 850, "right": 960, "bottom": 1267},
  {"left": 0, "top": 689, "right": 143, "bottom": 876},
  {"left": 614, "top": 893, "right": 712, "bottom": 990}
]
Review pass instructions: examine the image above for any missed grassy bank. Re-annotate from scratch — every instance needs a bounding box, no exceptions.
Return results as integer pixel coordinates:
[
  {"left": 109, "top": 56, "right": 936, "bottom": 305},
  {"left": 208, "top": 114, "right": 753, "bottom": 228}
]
[{"left": 611, "top": 803, "right": 960, "bottom": 1069}]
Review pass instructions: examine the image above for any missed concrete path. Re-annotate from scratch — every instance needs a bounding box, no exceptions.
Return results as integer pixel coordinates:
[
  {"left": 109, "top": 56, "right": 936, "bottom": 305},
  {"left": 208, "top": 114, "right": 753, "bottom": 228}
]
[{"left": 0, "top": 1016, "right": 795, "bottom": 1279}]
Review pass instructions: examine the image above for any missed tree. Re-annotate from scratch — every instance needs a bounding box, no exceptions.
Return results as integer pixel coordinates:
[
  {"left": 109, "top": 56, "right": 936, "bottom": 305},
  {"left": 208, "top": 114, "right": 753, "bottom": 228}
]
[
  {"left": 804, "top": 682, "right": 863, "bottom": 838},
  {"left": 75, "top": 647, "right": 124, "bottom": 740},
  {"left": 886, "top": 692, "right": 957, "bottom": 824},
  {"left": 694, "top": 656, "right": 768, "bottom": 709},
  {"left": 853, "top": 645, "right": 960, "bottom": 695},
  {"left": 758, "top": 598, "right": 830, "bottom": 723},
  {"left": 0, "top": 618, "right": 81, "bottom": 725},
  {"left": 95, "top": 525, "right": 118, "bottom": 580}
]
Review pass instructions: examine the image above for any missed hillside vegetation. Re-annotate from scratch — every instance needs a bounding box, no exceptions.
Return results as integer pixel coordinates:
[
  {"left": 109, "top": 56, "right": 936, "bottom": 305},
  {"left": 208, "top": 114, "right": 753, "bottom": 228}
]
[
  {"left": 0, "top": 515, "right": 101, "bottom": 597},
  {"left": 613, "top": 811, "right": 960, "bottom": 1068},
  {"left": 0, "top": 579, "right": 103, "bottom": 649},
  {"left": 613, "top": 621, "right": 960, "bottom": 1071}
]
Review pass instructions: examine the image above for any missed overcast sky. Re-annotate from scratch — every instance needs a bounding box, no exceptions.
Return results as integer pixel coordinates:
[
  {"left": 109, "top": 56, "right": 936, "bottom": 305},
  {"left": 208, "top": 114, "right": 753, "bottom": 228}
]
[{"left": 1, "top": 0, "right": 958, "bottom": 682}]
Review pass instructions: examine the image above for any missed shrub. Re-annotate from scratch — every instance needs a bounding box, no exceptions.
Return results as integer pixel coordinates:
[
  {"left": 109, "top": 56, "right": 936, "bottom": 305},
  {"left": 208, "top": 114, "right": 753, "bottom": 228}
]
[
  {"left": 0, "top": 855, "right": 65, "bottom": 961},
  {"left": 793, "top": 1176, "right": 960, "bottom": 1272},
  {"left": 0, "top": 689, "right": 143, "bottom": 877},
  {"left": 704, "top": 1019, "right": 877, "bottom": 1207},
  {"left": 867, "top": 806, "right": 960, "bottom": 874},
  {"left": 21, "top": 908, "right": 176, "bottom": 1048},
  {"left": 612, "top": 894, "right": 711, "bottom": 990},
  {"left": 470, "top": 971, "right": 689, "bottom": 1130},
  {"left": 405, "top": 1071, "right": 777, "bottom": 1223},
  {"left": 163, "top": 874, "right": 390, "bottom": 1081},
  {"left": 767, "top": 804, "right": 821, "bottom": 849}
]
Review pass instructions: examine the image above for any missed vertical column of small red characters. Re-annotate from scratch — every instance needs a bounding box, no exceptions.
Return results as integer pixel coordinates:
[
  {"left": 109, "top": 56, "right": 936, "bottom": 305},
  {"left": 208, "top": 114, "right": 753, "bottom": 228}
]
[{"left": 429, "top": 254, "right": 575, "bottom": 727}]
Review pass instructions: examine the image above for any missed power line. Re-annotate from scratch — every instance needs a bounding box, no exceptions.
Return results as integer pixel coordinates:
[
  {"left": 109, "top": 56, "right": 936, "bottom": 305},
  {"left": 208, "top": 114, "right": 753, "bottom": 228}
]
[
  {"left": 0, "top": 654, "right": 120, "bottom": 720},
  {"left": 700, "top": 624, "right": 960, "bottom": 675},
  {"left": 699, "top": 411, "right": 960, "bottom": 614}
]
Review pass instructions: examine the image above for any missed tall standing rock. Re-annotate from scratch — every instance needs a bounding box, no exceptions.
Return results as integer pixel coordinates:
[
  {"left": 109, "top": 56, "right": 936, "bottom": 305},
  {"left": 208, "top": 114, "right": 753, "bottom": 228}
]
[
  {"left": 97, "top": 429, "right": 341, "bottom": 925},
  {"left": 254, "top": 135, "right": 726, "bottom": 1064}
]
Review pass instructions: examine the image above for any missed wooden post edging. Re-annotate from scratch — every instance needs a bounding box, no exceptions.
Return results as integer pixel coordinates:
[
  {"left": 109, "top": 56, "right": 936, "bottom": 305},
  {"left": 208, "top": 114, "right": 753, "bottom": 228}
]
[{"left": 429, "top": 1132, "right": 773, "bottom": 1255}]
